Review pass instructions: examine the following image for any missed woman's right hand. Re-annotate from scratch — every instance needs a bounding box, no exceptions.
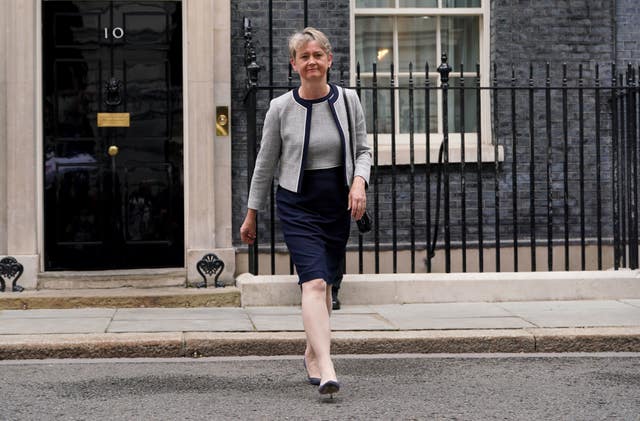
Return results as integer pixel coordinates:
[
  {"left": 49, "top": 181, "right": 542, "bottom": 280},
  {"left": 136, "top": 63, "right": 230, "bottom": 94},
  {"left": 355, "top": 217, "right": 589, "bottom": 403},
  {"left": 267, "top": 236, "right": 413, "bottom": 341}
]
[{"left": 240, "top": 209, "right": 258, "bottom": 244}]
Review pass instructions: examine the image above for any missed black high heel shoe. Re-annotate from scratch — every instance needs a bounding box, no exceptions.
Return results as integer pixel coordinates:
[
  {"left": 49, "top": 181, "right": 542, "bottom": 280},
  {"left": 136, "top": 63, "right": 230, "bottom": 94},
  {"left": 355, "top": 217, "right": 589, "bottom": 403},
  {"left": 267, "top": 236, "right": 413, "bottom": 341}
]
[
  {"left": 331, "top": 286, "right": 341, "bottom": 310},
  {"left": 303, "top": 358, "right": 321, "bottom": 386},
  {"left": 318, "top": 380, "right": 340, "bottom": 397}
]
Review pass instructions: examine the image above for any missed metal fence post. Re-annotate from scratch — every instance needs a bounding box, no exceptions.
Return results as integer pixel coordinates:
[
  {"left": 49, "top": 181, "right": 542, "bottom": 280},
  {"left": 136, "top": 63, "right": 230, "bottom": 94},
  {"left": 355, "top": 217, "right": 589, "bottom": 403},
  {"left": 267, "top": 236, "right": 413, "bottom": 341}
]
[
  {"left": 437, "top": 53, "right": 452, "bottom": 273},
  {"left": 244, "top": 17, "right": 261, "bottom": 275}
]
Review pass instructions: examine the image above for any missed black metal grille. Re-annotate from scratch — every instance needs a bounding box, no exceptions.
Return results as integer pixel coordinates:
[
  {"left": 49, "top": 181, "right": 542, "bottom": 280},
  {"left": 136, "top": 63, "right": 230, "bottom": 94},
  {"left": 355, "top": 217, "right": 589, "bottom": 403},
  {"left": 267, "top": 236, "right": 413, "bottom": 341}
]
[{"left": 242, "top": 19, "right": 639, "bottom": 276}]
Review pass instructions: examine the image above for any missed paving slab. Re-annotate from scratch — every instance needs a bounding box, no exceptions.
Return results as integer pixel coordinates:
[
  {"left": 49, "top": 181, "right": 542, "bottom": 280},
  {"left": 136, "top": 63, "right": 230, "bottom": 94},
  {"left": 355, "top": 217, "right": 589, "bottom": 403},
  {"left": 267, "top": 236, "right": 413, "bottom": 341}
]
[
  {"left": 0, "top": 308, "right": 116, "bottom": 319},
  {"left": 244, "top": 305, "right": 377, "bottom": 316},
  {"left": 107, "top": 318, "right": 254, "bottom": 333},
  {"left": 497, "top": 300, "right": 640, "bottom": 328},
  {"left": 113, "top": 307, "right": 248, "bottom": 321},
  {"left": 331, "top": 305, "right": 379, "bottom": 314},
  {"left": 371, "top": 303, "right": 535, "bottom": 330},
  {"left": 245, "top": 306, "right": 390, "bottom": 331},
  {"left": 331, "top": 313, "right": 397, "bottom": 331},
  {"left": 108, "top": 308, "right": 254, "bottom": 333},
  {"left": 243, "top": 306, "right": 302, "bottom": 316},
  {"left": 0, "top": 318, "right": 112, "bottom": 335},
  {"left": 374, "top": 302, "right": 516, "bottom": 318},
  {"left": 250, "top": 314, "right": 303, "bottom": 331}
]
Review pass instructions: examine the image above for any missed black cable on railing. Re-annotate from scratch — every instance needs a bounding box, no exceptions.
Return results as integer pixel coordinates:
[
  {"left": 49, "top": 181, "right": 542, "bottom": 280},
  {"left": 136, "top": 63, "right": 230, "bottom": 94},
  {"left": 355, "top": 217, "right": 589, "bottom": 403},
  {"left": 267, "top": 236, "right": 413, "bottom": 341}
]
[
  {"left": 425, "top": 62, "right": 432, "bottom": 272},
  {"left": 438, "top": 54, "right": 452, "bottom": 273},
  {"left": 424, "top": 57, "right": 451, "bottom": 269},
  {"left": 528, "top": 63, "right": 536, "bottom": 271},
  {"left": 427, "top": 143, "right": 445, "bottom": 262}
]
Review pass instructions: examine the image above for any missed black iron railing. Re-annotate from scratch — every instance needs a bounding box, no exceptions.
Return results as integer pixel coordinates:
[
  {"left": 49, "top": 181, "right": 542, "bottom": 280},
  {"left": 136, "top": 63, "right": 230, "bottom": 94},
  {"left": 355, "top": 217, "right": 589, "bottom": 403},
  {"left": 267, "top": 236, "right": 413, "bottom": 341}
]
[{"left": 242, "top": 19, "right": 639, "bottom": 276}]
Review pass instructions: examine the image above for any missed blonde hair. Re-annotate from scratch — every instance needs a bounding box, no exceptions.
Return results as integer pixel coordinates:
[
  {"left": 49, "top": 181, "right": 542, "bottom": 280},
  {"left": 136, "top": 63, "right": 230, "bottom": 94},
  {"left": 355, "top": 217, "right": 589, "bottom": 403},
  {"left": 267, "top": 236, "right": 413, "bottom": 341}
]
[{"left": 288, "top": 27, "right": 332, "bottom": 60}]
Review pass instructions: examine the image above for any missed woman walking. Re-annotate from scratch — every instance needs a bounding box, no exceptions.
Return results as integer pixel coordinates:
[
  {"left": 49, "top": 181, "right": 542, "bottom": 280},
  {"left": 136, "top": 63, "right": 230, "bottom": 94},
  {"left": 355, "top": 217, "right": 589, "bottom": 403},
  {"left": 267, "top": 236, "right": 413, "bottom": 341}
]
[{"left": 240, "top": 27, "right": 371, "bottom": 397}]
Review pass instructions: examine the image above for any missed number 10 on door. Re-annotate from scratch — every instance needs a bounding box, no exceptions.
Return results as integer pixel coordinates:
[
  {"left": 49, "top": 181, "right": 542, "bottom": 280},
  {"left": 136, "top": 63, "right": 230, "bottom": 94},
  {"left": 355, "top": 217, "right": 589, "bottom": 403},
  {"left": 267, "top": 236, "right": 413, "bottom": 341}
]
[{"left": 104, "top": 27, "right": 124, "bottom": 39}]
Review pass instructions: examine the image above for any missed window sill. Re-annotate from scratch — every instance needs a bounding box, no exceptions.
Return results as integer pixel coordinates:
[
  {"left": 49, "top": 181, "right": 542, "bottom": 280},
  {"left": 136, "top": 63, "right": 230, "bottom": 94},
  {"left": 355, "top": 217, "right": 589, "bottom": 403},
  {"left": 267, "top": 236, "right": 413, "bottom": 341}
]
[{"left": 369, "top": 133, "right": 504, "bottom": 166}]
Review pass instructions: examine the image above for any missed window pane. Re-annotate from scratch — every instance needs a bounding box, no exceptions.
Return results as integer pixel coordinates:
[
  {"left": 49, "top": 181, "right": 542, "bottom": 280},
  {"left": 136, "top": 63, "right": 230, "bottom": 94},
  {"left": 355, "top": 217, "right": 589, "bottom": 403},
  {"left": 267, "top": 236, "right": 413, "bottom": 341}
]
[
  {"left": 356, "top": 0, "right": 394, "bottom": 7},
  {"left": 399, "top": 77, "right": 438, "bottom": 134},
  {"left": 360, "top": 76, "right": 392, "bottom": 134},
  {"left": 447, "top": 77, "right": 478, "bottom": 132},
  {"left": 399, "top": 0, "right": 438, "bottom": 6},
  {"left": 398, "top": 17, "right": 437, "bottom": 71},
  {"left": 443, "top": 0, "right": 481, "bottom": 6},
  {"left": 355, "top": 17, "right": 394, "bottom": 72},
  {"left": 441, "top": 16, "right": 479, "bottom": 70}
]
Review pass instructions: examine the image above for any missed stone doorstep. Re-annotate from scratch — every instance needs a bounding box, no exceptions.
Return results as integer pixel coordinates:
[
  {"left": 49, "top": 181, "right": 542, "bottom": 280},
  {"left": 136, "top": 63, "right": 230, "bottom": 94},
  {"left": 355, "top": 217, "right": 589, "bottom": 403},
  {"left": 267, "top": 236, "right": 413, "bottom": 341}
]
[
  {"left": 0, "top": 287, "right": 241, "bottom": 310},
  {"left": 1, "top": 328, "right": 640, "bottom": 360},
  {"left": 37, "top": 268, "right": 188, "bottom": 290}
]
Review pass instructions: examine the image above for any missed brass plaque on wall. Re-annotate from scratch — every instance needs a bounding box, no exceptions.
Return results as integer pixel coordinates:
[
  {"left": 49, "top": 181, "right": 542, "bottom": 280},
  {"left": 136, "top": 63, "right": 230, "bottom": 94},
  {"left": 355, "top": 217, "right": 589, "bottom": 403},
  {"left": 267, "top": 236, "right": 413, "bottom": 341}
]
[{"left": 97, "top": 113, "right": 130, "bottom": 127}]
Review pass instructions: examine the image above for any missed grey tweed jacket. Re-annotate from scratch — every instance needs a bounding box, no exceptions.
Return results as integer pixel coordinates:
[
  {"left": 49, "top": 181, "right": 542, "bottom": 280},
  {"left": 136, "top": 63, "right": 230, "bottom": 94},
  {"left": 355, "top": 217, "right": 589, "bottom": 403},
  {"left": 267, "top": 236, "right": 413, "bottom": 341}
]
[{"left": 247, "top": 84, "right": 372, "bottom": 211}]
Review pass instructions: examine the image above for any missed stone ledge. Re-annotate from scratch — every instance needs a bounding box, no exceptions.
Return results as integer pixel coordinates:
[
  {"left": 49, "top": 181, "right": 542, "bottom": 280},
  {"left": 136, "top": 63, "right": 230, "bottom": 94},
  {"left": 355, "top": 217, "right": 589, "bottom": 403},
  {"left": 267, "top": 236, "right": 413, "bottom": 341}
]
[
  {"left": 2, "top": 328, "right": 638, "bottom": 360},
  {"left": 237, "top": 270, "right": 640, "bottom": 306},
  {"left": 527, "top": 327, "right": 640, "bottom": 352},
  {"left": 0, "top": 333, "right": 184, "bottom": 360}
]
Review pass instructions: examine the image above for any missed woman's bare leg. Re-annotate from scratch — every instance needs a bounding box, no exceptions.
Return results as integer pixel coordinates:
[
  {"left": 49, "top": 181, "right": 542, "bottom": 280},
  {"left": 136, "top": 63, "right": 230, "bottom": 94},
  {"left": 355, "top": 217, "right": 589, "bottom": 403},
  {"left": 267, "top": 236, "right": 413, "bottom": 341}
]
[
  {"left": 304, "top": 283, "right": 334, "bottom": 378},
  {"left": 301, "top": 278, "right": 336, "bottom": 384}
]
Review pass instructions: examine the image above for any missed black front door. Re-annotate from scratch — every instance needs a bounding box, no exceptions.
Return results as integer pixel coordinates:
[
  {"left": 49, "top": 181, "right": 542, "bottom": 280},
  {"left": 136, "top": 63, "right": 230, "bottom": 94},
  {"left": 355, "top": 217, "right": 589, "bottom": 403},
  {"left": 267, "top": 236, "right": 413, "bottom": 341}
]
[{"left": 43, "top": 1, "right": 184, "bottom": 270}]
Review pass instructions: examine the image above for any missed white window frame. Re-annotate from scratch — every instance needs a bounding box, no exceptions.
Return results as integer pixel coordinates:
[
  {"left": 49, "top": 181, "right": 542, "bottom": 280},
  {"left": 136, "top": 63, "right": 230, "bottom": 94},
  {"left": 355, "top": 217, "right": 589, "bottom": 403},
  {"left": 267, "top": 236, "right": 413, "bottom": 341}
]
[{"left": 350, "top": 0, "right": 501, "bottom": 165}]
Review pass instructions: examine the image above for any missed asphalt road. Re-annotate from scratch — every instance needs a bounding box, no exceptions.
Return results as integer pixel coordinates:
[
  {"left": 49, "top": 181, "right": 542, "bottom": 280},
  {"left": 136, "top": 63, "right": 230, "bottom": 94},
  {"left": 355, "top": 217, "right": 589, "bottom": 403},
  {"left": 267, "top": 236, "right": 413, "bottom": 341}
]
[{"left": 1, "top": 353, "right": 639, "bottom": 420}]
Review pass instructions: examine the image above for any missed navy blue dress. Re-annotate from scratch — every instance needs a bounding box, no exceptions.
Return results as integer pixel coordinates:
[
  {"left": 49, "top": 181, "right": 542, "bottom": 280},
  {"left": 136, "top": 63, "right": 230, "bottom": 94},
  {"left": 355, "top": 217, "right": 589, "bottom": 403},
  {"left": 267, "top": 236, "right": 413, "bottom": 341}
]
[{"left": 277, "top": 166, "right": 350, "bottom": 285}]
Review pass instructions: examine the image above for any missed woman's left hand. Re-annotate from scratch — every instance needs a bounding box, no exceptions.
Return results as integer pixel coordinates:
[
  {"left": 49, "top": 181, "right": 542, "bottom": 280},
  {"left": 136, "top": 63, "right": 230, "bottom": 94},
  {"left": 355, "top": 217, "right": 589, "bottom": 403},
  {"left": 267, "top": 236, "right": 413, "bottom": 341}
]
[{"left": 348, "top": 176, "right": 367, "bottom": 220}]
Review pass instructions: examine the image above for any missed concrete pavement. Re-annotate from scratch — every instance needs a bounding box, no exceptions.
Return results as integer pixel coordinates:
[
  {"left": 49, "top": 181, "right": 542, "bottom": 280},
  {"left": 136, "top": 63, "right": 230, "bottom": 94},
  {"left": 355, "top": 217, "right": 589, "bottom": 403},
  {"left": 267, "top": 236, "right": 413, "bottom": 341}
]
[{"left": 1, "top": 299, "right": 640, "bottom": 359}]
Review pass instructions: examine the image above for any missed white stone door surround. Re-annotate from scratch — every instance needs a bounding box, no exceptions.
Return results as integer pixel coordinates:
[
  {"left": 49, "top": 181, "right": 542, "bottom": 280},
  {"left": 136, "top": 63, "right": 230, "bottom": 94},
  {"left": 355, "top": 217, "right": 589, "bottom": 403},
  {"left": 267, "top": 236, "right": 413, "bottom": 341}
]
[{"left": 0, "top": 0, "right": 234, "bottom": 288}]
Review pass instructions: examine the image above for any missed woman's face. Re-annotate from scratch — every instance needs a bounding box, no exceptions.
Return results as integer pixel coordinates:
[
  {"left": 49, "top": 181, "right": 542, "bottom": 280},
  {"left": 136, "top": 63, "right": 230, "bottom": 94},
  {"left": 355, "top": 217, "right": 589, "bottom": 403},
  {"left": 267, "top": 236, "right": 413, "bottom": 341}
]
[{"left": 290, "top": 40, "right": 333, "bottom": 83}]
